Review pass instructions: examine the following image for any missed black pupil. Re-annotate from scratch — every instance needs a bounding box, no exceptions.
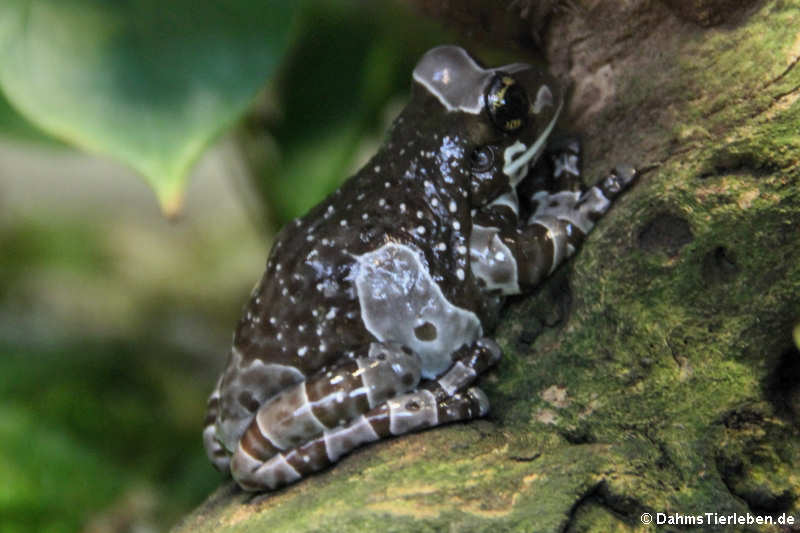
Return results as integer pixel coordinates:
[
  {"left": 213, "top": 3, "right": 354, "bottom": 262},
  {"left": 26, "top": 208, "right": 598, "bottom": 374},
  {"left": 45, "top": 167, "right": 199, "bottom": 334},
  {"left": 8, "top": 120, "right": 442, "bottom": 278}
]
[{"left": 487, "top": 74, "right": 528, "bottom": 132}]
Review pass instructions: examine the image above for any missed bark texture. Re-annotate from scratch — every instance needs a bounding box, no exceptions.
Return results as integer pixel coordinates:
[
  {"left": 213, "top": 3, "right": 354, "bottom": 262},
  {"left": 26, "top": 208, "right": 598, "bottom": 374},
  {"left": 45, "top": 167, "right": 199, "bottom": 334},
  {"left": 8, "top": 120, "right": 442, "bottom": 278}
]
[{"left": 174, "top": 1, "right": 800, "bottom": 531}]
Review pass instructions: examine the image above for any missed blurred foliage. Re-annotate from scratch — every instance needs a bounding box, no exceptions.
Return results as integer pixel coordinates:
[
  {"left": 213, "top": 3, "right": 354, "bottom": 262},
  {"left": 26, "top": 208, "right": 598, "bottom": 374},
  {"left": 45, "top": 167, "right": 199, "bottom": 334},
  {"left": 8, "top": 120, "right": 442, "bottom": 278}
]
[
  {"left": 0, "top": 341, "right": 218, "bottom": 533},
  {"left": 238, "top": 1, "right": 451, "bottom": 224},
  {"left": 0, "top": 212, "right": 256, "bottom": 533},
  {"left": 0, "top": 91, "right": 62, "bottom": 146},
  {"left": 0, "top": 0, "right": 299, "bottom": 215},
  {"left": 0, "top": 0, "right": 452, "bottom": 222}
]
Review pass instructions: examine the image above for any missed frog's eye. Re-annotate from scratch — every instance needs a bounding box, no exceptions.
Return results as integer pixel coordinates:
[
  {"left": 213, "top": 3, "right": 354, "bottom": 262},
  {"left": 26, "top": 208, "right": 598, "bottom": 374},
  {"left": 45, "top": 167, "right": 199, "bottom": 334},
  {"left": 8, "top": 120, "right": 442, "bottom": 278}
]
[
  {"left": 469, "top": 146, "right": 494, "bottom": 172},
  {"left": 485, "top": 73, "right": 528, "bottom": 133}
]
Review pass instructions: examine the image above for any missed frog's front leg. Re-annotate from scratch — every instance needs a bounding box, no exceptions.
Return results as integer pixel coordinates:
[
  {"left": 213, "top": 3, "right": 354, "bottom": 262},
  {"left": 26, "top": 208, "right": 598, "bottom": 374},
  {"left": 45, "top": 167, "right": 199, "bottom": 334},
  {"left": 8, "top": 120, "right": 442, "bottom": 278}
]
[
  {"left": 472, "top": 165, "right": 636, "bottom": 292},
  {"left": 523, "top": 165, "right": 636, "bottom": 283},
  {"left": 230, "top": 338, "right": 499, "bottom": 491}
]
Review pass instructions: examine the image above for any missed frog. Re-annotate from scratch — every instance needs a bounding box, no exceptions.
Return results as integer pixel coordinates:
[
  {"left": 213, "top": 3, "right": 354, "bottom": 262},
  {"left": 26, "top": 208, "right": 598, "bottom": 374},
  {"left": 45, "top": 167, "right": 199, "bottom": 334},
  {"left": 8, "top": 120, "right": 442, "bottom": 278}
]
[{"left": 202, "top": 45, "right": 636, "bottom": 491}]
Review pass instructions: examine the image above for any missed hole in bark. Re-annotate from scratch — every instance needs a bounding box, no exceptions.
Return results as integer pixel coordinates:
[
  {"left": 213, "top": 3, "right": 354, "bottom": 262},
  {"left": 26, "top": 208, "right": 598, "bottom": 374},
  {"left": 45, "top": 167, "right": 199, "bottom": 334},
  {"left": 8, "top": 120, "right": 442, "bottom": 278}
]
[
  {"left": 561, "top": 426, "right": 596, "bottom": 445},
  {"left": 702, "top": 246, "right": 739, "bottom": 284},
  {"left": 765, "top": 344, "right": 800, "bottom": 420},
  {"left": 637, "top": 213, "right": 693, "bottom": 256}
]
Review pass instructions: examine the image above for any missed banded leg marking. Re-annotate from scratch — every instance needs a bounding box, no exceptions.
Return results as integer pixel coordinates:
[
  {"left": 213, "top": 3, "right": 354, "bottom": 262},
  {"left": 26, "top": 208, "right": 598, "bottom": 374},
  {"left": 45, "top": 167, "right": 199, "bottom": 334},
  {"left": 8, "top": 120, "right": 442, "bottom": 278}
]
[
  {"left": 202, "top": 376, "right": 230, "bottom": 473},
  {"left": 425, "top": 337, "right": 501, "bottom": 397},
  {"left": 231, "top": 342, "right": 421, "bottom": 488},
  {"left": 237, "top": 385, "right": 490, "bottom": 491}
]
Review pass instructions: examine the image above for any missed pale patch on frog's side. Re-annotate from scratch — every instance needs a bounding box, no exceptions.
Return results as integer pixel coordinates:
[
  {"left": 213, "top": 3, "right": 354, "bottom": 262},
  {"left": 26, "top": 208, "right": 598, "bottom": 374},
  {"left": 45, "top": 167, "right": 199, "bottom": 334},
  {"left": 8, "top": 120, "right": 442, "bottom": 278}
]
[
  {"left": 353, "top": 242, "right": 483, "bottom": 379},
  {"left": 469, "top": 224, "right": 520, "bottom": 294}
]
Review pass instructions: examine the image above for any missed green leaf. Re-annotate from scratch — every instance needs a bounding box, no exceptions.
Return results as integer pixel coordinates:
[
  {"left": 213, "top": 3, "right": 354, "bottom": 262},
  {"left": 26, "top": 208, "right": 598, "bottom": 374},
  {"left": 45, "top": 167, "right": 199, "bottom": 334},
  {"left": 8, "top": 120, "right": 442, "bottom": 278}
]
[
  {"left": 241, "top": 0, "right": 450, "bottom": 224},
  {"left": 0, "top": 89, "right": 64, "bottom": 144},
  {"left": 0, "top": 0, "right": 299, "bottom": 215}
]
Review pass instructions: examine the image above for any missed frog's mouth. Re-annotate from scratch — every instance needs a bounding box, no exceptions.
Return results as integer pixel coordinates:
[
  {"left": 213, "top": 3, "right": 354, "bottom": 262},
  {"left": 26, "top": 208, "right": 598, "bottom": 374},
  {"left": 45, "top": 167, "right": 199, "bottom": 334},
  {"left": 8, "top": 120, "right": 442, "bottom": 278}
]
[{"left": 502, "top": 98, "right": 563, "bottom": 186}]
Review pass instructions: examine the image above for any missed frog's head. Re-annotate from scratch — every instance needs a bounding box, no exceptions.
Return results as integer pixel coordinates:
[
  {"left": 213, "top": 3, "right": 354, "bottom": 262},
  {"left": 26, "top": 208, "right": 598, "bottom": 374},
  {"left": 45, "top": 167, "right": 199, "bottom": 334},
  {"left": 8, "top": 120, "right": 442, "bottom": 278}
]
[{"left": 408, "top": 45, "right": 562, "bottom": 205}]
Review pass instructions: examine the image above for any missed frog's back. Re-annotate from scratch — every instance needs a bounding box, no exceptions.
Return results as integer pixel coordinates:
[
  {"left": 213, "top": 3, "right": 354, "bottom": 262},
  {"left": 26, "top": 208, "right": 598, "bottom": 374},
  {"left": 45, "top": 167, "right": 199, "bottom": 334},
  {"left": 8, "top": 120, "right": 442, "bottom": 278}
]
[{"left": 233, "top": 154, "right": 473, "bottom": 374}]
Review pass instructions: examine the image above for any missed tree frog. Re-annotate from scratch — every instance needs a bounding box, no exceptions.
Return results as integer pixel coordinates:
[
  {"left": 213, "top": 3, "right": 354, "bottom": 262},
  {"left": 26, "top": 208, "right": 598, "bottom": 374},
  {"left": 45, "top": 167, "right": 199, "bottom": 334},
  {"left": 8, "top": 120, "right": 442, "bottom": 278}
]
[{"left": 203, "top": 45, "right": 635, "bottom": 491}]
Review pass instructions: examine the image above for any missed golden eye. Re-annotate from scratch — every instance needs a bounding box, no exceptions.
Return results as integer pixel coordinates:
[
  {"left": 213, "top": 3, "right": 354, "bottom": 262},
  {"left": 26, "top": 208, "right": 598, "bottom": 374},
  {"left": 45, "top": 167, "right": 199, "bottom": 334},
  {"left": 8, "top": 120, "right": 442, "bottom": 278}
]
[{"left": 485, "top": 73, "right": 528, "bottom": 133}]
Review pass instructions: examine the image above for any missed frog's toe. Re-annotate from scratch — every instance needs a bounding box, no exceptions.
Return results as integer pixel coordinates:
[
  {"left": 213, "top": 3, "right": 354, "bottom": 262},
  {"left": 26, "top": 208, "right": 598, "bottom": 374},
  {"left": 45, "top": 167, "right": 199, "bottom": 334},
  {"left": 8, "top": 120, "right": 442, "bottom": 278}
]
[
  {"left": 599, "top": 165, "right": 637, "bottom": 199},
  {"left": 476, "top": 337, "right": 502, "bottom": 365}
]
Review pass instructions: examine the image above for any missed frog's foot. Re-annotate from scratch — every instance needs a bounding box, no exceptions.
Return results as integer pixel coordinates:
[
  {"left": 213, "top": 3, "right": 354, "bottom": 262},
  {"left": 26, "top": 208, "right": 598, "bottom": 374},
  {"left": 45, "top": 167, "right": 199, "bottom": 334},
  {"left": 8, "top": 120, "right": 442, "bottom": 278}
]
[
  {"left": 229, "top": 342, "right": 422, "bottom": 491},
  {"left": 235, "top": 386, "right": 489, "bottom": 491},
  {"left": 595, "top": 164, "right": 637, "bottom": 201},
  {"left": 520, "top": 165, "right": 637, "bottom": 276},
  {"left": 202, "top": 376, "right": 231, "bottom": 473}
]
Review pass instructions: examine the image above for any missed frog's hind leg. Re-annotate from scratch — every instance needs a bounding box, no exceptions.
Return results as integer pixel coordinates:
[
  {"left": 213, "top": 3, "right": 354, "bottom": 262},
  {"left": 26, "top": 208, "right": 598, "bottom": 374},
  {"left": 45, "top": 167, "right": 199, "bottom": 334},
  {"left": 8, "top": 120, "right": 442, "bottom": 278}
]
[
  {"left": 232, "top": 337, "right": 499, "bottom": 491},
  {"left": 244, "top": 385, "right": 489, "bottom": 491},
  {"left": 232, "top": 338, "right": 501, "bottom": 490},
  {"left": 229, "top": 342, "right": 422, "bottom": 491}
]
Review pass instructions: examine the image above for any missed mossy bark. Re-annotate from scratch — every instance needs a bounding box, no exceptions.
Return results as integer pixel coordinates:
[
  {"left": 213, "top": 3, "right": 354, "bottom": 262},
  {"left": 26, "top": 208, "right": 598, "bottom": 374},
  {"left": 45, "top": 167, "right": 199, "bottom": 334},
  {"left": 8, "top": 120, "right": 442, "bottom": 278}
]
[{"left": 173, "top": 1, "right": 800, "bottom": 531}]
